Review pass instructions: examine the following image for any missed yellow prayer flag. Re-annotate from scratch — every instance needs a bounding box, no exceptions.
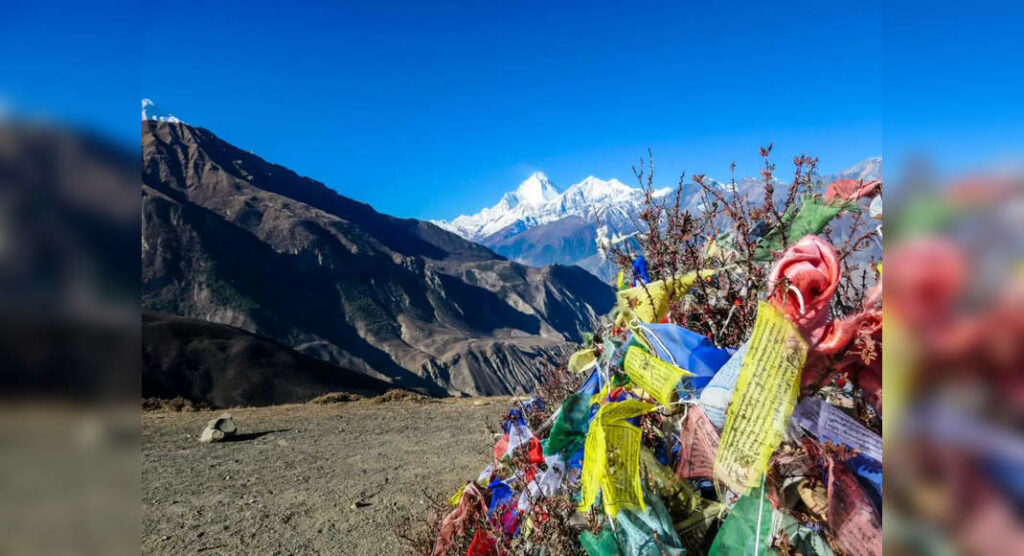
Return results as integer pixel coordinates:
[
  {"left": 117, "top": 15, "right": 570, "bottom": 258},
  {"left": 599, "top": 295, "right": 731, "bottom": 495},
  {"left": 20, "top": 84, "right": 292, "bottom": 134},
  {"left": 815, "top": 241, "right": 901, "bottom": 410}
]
[
  {"left": 589, "top": 380, "right": 612, "bottom": 407},
  {"left": 883, "top": 312, "right": 914, "bottom": 452},
  {"left": 616, "top": 280, "right": 671, "bottom": 323},
  {"left": 449, "top": 483, "right": 466, "bottom": 506},
  {"left": 623, "top": 345, "right": 692, "bottom": 406},
  {"left": 578, "top": 400, "right": 657, "bottom": 514},
  {"left": 568, "top": 348, "right": 597, "bottom": 373},
  {"left": 704, "top": 235, "right": 720, "bottom": 258},
  {"left": 616, "top": 270, "right": 714, "bottom": 323},
  {"left": 600, "top": 422, "right": 644, "bottom": 516},
  {"left": 578, "top": 414, "right": 607, "bottom": 512},
  {"left": 713, "top": 302, "right": 808, "bottom": 494},
  {"left": 597, "top": 399, "right": 658, "bottom": 422}
]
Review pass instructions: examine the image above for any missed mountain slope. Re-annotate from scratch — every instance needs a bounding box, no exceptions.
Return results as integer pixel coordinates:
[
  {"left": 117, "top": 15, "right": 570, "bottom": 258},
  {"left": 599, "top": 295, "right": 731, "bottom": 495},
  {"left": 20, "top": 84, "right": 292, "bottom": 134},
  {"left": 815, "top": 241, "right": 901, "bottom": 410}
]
[
  {"left": 141, "top": 118, "right": 615, "bottom": 397},
  {"left": 143, "top": 311, "right": 393, "bottom": 407}
]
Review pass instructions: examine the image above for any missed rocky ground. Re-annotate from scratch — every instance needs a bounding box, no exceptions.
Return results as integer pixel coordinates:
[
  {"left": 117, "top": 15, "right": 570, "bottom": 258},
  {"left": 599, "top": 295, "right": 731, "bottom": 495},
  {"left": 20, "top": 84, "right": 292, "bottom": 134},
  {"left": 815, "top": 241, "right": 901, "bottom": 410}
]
[{"left": 142, "top": 397, "right": 514, "bottom": 555}]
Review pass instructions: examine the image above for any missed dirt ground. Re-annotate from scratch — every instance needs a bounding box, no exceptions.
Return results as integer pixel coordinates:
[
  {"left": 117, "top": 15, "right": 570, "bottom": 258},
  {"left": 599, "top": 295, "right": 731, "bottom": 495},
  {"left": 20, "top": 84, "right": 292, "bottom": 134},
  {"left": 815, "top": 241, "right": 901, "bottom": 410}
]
[{"left": 142, "top": 397, "right": 514, "bottom": 555}]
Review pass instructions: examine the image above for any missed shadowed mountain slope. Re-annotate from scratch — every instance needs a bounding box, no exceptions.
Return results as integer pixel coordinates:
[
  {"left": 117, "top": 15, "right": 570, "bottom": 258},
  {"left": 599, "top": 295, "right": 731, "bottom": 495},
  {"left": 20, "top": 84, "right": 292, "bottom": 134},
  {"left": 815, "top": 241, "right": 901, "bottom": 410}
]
[{"left": 143, "top": 311, "right": 393, "bottom": 407}]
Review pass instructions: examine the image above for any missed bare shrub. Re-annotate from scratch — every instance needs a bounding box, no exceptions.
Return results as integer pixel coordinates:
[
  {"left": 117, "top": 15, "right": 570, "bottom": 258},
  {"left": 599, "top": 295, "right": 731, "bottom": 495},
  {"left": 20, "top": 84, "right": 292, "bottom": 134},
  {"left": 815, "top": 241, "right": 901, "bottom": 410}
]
[
  {"left": 371, "top": 390, "right": 430, "bottom": 403},
  {"left": 534, "top": 355, "right": 588, "bottom": 410},
  {"left": 309, "top": 392, "right": 362, "bottom": 404},
  {"left": 142, "top": 396, "right": 208, "bottom": 412},
  {"left": 394, "top": 487, "right": 461, "bottom": 555},
  {"left": 611, "top": 148, "right": 877, "bottom": 348}
]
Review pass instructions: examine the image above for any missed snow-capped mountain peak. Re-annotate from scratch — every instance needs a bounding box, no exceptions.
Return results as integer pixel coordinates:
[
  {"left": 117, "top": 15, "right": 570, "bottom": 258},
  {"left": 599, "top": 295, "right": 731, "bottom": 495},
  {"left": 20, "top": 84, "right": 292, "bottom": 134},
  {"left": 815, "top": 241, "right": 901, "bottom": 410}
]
[
  {"left": 141, "top": 98, "right": 185, "bottom": 124},
  {"left": 562, "top": 176, "right": 635, "bottom": 203},
  {"left": 433, "top": 173, "right": 652, "bottom": 241},
  {"left": 502, "top": 172, "right": 559, "bottom": 208},
  {"left": 836, "top": 156, "right": 882, "bottom": 182}
]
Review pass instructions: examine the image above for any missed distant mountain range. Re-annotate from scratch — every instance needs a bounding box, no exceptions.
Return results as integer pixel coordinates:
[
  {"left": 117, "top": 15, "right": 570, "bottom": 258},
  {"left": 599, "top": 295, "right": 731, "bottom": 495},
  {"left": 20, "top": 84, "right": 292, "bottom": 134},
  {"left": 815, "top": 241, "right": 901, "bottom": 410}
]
[
  {"left": 141, "top": 102, "right": 615, "bottom": 400},
  {"left": 434, "top": 158, "right": 882, "bottom": 281}
]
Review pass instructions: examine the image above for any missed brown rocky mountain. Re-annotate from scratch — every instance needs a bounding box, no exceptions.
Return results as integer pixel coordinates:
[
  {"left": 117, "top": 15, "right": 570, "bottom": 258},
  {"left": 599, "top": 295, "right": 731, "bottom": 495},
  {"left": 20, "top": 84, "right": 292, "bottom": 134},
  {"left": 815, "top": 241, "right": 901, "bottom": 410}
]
[{"left": 141, "top": 120, "right": 615, "bottom": 397}]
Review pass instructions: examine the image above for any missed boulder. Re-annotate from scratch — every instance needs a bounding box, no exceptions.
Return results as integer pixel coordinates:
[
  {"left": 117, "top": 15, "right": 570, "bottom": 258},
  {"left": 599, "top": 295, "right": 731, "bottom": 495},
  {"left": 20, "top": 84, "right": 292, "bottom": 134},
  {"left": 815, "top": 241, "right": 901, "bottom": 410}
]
[{"left": 198, "top": 414, "right": 237, "bottom": 443}]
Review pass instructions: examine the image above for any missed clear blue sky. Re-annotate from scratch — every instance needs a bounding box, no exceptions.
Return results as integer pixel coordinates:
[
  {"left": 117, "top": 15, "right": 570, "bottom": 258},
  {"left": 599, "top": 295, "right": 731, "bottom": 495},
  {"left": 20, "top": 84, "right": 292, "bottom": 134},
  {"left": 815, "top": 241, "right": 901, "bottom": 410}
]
[
  {"left": 140, "top": 1, "right": 884, "bottom": 220},
  {"left": 5, "top": 2, "right": 1021, "bottom": 220},
  {"left": 883, "top": 2, "right": 1024, "bottom": 180}
]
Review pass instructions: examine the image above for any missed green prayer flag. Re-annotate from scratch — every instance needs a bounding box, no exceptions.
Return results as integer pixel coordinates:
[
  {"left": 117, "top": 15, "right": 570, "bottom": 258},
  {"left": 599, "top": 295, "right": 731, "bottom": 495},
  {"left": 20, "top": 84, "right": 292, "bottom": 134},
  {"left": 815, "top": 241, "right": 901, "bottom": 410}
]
[
  {"left": 542, "top": 392, "right": 592, "bottom": 457},
  {"left": 755, "top": 196, "right": 857, "bottom": 260},
  {"left": 709, "top": 482, "right": 773, "bottom": 555}
]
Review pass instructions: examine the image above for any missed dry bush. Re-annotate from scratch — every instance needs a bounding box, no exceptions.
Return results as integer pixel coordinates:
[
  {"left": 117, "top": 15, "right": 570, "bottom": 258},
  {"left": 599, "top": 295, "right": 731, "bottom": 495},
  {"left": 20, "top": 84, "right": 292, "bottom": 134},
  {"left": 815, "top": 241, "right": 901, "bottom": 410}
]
[
  {"left": 516, "top": 494, "right": 591, "bottom": 555},
  {"left": 371, "top": 389, "right": 430, "bottom": 403},
  {"left": 395, "top": 487, "right": 463, "bottom": 555},
  {"left": 611, "top": 147, "right": 877, "bottom": 348},
  {"left": 308, "top": 392, "right": 362, "bottom": 404},
  {"left": 522, "top": 401, "right": 551, "bottom": 433},
  {"left": 141, "top": 396, "right": 208, "bottom": 412},
  {"left": 535, "top": 354, "right": 589, "bottom": 410}
]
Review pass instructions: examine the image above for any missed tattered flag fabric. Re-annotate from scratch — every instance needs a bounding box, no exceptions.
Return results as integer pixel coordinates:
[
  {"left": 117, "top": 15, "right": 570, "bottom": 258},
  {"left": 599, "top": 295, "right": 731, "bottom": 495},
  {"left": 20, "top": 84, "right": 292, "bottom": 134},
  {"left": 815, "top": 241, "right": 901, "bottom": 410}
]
[{"left": 633, "top": 322, "right": 733, "bottom": 389}]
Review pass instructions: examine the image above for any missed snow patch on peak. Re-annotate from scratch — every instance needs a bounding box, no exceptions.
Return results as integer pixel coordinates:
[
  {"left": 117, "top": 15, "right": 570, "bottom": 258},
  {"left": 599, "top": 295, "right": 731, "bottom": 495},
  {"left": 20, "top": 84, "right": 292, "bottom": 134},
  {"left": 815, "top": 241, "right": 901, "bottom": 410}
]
[
  {"left": 511, "top": 172, "right": 559, "bottom": 206},
  {"left": 141, "top": 98, "right": 184, "bottom": 123},
  {"left": 575, "top": 175, "right": 631, "bottom": 194},
  {"left": 561, "top": 176, "right": 639, "bottom": 208}
]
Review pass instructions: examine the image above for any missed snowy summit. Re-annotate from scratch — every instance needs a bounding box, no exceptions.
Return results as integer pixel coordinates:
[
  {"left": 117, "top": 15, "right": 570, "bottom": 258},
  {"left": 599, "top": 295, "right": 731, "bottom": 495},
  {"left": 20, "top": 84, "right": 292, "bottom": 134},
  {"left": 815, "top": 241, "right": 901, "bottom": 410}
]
[
  {"left": 141, "top": 98, "right": 185, "bottom": 124},
  {"left": 432, "top": 173, "right": 668, "bottom": 241},
  {"left": 500, "top": 172, "right": 559, "bottom": 208}
]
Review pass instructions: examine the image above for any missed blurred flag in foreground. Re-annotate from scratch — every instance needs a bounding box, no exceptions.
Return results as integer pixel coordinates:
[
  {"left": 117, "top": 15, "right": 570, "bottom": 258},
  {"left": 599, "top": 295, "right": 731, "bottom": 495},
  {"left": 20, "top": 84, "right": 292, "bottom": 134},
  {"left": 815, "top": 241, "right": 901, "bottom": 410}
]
[{"left": 884, "top": 159, "right": 1024, "bottom": 554}]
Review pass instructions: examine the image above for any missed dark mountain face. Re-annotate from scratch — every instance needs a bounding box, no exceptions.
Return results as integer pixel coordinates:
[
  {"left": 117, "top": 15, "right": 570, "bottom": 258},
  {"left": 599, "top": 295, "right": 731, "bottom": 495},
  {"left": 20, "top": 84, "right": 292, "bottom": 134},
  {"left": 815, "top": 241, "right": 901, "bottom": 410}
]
[
  {"left": 141, "top": 121, "right": 615, "bottom": 396},
  {"left": 143, "top": 311, "right": 392, "bottom": 408}
]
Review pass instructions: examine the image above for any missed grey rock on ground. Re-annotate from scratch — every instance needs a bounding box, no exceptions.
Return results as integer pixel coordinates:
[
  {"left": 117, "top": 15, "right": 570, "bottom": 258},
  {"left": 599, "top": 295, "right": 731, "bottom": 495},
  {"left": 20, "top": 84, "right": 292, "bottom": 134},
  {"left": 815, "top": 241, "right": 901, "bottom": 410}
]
[{"left": 199, "top": 414, "right": 237, "bottom": 443}]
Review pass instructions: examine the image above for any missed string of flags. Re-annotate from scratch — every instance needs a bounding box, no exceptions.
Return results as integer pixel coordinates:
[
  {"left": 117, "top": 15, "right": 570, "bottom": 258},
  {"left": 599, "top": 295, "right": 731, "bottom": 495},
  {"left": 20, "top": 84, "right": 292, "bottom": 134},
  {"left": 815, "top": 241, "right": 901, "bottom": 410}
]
[{"left": 429, "top": 181, "right": 883, "bottom": 555}]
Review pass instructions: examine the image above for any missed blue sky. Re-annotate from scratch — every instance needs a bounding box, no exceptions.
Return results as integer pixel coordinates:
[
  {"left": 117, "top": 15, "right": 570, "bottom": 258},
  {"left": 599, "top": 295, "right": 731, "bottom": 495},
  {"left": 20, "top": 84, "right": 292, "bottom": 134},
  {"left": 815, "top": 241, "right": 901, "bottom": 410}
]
[
  {"left": 142, "top": 1, "right": 882, "bottom": 220},
  {"left": 883, "top": 2, "right": 1024, "bottom": 180},
  {"left": 7, "top": 1, "right": 1020, "bottom": 220}
]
